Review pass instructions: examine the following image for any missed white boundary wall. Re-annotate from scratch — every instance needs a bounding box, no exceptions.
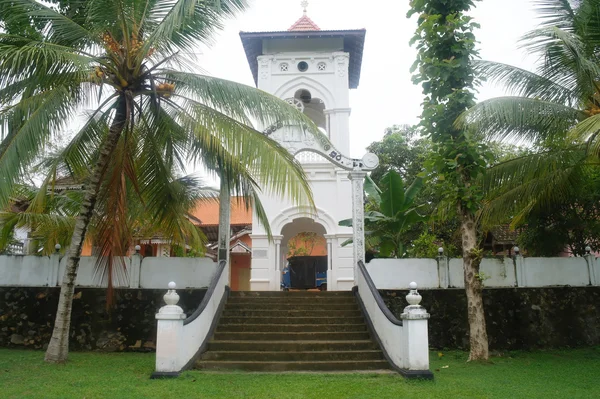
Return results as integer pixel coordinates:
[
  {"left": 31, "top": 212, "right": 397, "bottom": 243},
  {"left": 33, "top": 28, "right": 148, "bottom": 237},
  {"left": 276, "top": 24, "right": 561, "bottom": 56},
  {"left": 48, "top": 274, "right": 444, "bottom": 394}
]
[
  {"left": 2, "top": 254, "right": 599, "bottom": 290},
  {"left": 367, "top": 255, "right": 599, "bottom": 290},
  {"left": 0, "top": 254, "right": 217, "bottom": 289}
]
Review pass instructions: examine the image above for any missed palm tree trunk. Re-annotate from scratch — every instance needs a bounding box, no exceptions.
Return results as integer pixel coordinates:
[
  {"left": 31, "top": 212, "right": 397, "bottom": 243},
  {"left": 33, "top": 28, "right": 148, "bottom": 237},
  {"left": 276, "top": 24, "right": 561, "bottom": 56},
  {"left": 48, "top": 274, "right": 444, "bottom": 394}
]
[
  {"left": 460, "top": 210, "right": 489, "bottom": 361},
  {"left": 45, "top": 99, "right": 128, "bottom": 363}
]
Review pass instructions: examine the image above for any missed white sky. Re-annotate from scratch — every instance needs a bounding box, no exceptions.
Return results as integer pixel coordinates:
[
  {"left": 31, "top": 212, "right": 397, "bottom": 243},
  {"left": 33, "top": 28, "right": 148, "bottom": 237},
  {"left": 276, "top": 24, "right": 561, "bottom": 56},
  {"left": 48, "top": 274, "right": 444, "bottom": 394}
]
[{"left": 195, "top": 0, "right": 540, "bottom": 159}]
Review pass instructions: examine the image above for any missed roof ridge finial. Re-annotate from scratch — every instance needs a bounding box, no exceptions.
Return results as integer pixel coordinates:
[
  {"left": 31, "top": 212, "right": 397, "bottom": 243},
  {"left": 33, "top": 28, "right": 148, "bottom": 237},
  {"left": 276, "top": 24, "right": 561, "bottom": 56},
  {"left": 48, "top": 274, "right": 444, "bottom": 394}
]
[{"left": 301, "top": 0, "right": 309, "bottom": 15}]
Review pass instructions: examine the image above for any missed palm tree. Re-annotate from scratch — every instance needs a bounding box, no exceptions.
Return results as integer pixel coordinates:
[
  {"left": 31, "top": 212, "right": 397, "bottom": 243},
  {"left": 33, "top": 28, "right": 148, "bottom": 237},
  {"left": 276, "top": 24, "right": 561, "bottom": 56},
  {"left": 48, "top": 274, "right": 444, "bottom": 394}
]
[
  {"left": 0, "top": 0, "right": 320, "bottom": 363},
  {"left": 458, "top": 0, "right": 600, "bottom": 227}
]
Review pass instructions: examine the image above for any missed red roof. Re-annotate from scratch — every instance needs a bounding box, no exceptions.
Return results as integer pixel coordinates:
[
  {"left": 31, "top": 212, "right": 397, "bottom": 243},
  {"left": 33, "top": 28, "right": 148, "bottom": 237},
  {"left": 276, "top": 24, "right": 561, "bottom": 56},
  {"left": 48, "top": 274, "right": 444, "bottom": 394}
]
[{"left": 288, "top": 14, "right": 320, "bottom": 31}]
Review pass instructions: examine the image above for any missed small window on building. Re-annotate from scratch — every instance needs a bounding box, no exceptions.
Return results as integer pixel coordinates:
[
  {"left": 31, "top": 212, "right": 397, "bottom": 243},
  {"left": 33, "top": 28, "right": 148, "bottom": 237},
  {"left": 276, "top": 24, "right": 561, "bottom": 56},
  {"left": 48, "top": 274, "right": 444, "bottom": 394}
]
[
  {"left": 280, "top": 63, "right": 289, "bottom": 72},
  {"left": 297, "top": 61, "right": 309, "bottom": 72},
  {"left": 317, "top": 62, "right": 327, "bottom": 71}
]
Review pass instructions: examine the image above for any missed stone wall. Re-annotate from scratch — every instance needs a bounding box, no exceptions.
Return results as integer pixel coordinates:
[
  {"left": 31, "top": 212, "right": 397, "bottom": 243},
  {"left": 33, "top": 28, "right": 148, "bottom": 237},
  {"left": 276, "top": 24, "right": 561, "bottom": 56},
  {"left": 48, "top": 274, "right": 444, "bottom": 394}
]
[
  {"left": 0, "top": 287, "right": 206, "bottom": 351},
  {"left": 382, "top": 287, "right": 600, "bottom": 350}
]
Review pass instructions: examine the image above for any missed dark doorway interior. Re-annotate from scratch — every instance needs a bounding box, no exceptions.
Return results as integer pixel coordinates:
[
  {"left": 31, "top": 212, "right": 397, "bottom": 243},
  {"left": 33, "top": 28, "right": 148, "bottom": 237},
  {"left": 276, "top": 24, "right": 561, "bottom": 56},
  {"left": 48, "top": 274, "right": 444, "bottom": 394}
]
[{"left": 287, "top": 255, "right": 327, "bottom": 289}]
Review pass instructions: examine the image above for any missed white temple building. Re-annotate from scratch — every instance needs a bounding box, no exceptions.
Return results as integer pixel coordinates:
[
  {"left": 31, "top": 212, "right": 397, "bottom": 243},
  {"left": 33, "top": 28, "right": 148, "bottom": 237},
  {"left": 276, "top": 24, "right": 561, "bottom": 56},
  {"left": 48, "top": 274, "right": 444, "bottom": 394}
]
[{"left": 239, "top": 3, "right": 369, "bottom": 291}]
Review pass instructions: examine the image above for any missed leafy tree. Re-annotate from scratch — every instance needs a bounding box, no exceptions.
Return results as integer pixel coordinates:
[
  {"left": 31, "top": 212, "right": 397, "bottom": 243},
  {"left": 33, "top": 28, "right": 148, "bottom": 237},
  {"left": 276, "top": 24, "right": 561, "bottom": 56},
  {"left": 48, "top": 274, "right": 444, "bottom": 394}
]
[
  {"left": 516, "top": 172, "right": 600, "bottom": 256},
  {"left": 287, "top": 232, "right": 320, "bottom": 258},
  {"left": 408, "top": 0, "right": 490, "bottom": 360},
  {"left": 340, "top": 171, "right": 425, "bottom": 258},
  {"left": 366, "top": 124, "right": 430, "bottom": 184},
  {"left": 0, "top": 0, "right": 320, "bottom": 363},
  {"left": 459, "top": 0, "right": 600, "bottom": 230}
]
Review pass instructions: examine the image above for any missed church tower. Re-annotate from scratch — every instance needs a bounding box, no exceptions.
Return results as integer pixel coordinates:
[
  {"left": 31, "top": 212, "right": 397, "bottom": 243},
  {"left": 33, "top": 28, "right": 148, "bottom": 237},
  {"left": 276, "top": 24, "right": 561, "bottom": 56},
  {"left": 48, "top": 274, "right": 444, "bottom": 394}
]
[{"left": 239, "top": 2, "right": 366, "bottom": 291}]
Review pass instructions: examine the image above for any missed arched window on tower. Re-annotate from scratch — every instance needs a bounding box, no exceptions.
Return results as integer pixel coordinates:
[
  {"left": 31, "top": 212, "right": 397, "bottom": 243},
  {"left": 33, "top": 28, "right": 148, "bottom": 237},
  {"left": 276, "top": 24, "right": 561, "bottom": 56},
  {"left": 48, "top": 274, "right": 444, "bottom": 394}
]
[{"left": 293, "top": 89, "right": 327, "bottom": 134}]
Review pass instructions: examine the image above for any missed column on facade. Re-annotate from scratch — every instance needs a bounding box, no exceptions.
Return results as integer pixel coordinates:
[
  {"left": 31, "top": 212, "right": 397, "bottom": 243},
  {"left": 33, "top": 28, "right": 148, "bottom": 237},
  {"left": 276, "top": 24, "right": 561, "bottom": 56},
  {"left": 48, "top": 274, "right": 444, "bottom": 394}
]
[
  {"left": 218, "top": 176, "right": 231, "bottom": 265},
  {"left": 348, "top": 169, "right": 367, "bottom": 284},
  {"left": 273, "top": 235, "right": 283, "bottom": 290},
  {"left": 324, "top": 234, "right": 335, "bottom": 290}
]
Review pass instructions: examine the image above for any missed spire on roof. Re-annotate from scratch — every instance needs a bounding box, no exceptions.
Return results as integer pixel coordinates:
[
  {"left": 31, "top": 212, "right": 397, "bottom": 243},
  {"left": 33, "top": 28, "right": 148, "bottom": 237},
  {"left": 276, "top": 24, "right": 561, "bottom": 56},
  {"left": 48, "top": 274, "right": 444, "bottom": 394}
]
[{"left": 288, "top": 0, "right": 321, "bottom": 31}]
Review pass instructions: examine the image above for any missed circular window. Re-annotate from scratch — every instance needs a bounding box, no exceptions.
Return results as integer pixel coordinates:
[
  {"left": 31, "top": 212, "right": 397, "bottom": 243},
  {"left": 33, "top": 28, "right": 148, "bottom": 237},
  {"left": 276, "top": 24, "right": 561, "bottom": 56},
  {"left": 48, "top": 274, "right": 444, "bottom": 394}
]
[{"left": 297, "top": 61, "right": 309, "bottom": 72}]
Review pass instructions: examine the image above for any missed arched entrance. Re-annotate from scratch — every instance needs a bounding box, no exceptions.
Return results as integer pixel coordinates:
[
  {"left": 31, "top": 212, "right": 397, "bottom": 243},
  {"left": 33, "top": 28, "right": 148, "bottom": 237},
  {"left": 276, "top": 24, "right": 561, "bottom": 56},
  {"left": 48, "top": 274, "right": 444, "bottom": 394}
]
[{"left": 281, "top": 218, "right": 328, "bottom": 291}]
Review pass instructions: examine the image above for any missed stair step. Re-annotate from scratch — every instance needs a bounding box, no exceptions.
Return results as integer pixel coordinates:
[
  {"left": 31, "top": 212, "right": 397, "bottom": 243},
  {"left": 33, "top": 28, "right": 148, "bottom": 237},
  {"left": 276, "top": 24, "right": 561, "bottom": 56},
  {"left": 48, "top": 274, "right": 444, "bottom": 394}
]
[
  {"left": 195, "top": 360, "right": 391, "bottom": 372},
  {"left": 225, "top": 304, "right": 359, "bottom": 311},
  {"left": 213, "top": 331, "right": 371, "bottom": 341},
  {"left": 207, "top": 340, "right": 379, "bottom": 352},
  {"left": 229, "top": 291, "right": 354, "bottom": 298},
  {"left": 219, "top": 316, "right": 364, "bottom": 325},
  {"left": 217, "top": 324, "right": 368, "bottom": 333},
  {"left": 226, "top": 297, "right": 358, "bottom": 307},
  {"left": 222, "top": 309, "right": 362, "bottom": 318},
  {"left": 201, "top": 350, "right": 384, "bottom": 362}
]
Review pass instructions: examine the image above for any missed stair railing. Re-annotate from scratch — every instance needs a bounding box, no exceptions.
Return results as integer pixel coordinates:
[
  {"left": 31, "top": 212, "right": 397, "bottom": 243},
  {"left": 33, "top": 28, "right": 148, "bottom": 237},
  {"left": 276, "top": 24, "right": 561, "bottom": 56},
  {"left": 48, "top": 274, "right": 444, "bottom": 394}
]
[
  {"left": 354, "top": 260, "right": 433, "bottom": 379},
  {"left": 152, "top": 260, "right": 230, "bottom": 378}
]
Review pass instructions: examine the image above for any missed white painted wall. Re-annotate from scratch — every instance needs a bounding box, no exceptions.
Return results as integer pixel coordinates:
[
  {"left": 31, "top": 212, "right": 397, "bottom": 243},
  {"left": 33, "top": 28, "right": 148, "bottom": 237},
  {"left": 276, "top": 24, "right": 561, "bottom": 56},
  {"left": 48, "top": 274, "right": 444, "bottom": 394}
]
[
  {"left": 0, "top": 255, "right": 53, "bottom": 286},
  {"left": 366, "top": 256, "right": 599, "bottom": 290},
  {"left": 4, "top": 254, "right": 598, "bottom": 290},
  {"left": 140, "top": 257, "right": 217, "bottom": 289},
  {"left": 0, "top": 255, "right": 217, "bottom": 289}
]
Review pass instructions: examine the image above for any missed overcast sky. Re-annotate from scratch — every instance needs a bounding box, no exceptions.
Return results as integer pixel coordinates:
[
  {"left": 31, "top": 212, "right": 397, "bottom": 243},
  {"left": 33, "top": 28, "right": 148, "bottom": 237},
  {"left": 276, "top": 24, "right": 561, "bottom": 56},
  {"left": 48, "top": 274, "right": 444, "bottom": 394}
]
[{"left": 195, "top": 0, "right": 540, "bottom": 159}]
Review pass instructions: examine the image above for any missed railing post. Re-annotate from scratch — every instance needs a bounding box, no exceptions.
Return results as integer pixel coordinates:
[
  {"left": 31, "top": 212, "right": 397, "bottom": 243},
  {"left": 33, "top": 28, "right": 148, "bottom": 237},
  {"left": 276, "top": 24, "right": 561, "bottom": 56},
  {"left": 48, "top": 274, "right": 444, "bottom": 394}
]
[
  {"left": 584, "top": 246, "right": 597, "bottom": 286},
  {"left": 49, "top": 244, "right": 62, "bottom": 287},
  {"left": 153, "top": 282, "right": 186, "bottom": 377},
  {"left": 436, "top": 247, "right": 448, "bottom": 289},
  {"left": 513, "top": 246, "right": 525, "bottom": 287},
  {"left": 401, "top": 282, "right": 430, "bottom": 371},
  {"left": 129, "top": 245, "right": 142, "bottom": 289}
]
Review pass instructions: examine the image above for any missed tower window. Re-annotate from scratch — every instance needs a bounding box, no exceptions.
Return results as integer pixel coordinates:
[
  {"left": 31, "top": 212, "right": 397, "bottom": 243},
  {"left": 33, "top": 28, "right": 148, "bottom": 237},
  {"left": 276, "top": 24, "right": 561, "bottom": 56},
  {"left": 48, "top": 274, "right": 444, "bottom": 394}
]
[
  {"left": 317, "top": 62, "right": 327, "bottom": 71},
  {"left": 280, "top": 63, "right": 289, "bottom": 72},
  {"left": 297, "top": 61, "right": 309, "bottom": 72}
]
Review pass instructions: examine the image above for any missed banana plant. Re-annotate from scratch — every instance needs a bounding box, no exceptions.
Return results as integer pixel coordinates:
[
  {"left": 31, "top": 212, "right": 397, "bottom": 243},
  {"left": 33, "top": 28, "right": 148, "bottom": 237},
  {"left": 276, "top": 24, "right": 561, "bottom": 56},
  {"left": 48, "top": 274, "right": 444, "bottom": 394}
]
[{"left": 339, "top": 170, "right": 426, "bottom": 258}]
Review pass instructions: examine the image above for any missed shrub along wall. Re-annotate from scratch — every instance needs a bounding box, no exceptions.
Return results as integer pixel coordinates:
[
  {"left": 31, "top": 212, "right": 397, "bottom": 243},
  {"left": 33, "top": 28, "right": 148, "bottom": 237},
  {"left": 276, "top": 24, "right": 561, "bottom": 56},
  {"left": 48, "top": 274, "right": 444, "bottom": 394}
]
[
  {"left": 0, "top": 287, "right": 206, "bottom": 351},
  {"left": 382, "top": 287, "right": 600, "bottom": 350}
]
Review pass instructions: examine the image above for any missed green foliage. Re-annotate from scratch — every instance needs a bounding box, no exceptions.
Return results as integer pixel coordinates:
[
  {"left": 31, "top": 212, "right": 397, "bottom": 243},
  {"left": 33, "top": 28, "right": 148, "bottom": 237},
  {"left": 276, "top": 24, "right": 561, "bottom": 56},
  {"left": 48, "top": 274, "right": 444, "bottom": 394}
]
[
  {"left": 459, "top": 0, "right": 600, "bottom": 227},
  {"left": 366, "top": 125, "right": 429, "bottom": 184},
  {"left": 339, "top": 171, "right": 425, "bottom": 258},
  {"left": 408, "top": 0, "right": 487, "bottom": 217},
  {"left": 287, "top": 232, "right": 319, "bottom": 258},
  {"left": 516, "top": 172, "right": 600, "bottom": 256},
  {"left": 408, "top": 230, "right": 460, "bottom": 258},
  {"left": 0, "top": 0, "right": 331, "bottom": 271}
]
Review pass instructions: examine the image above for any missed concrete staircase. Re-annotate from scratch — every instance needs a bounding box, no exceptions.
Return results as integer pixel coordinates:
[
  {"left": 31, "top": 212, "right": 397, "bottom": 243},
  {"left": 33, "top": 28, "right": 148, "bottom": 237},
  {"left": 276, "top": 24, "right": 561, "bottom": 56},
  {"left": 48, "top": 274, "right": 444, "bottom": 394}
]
[{"left": 194, "top": 291, "right": 391, "bottom": 372}]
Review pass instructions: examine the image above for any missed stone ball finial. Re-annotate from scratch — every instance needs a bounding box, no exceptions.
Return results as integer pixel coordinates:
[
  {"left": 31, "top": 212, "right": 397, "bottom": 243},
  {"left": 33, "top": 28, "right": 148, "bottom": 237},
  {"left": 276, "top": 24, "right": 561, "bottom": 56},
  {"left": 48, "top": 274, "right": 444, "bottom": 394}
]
[
  {"left": 586, "top": 246, "right": 592, "bottom": 254},
  {"left": 438, "top": 247, "right": 444, "bottom": 255},
  {"left": 134, "top": 245, "right": 141, "bottom": 252},
  {"left": 513, "top": 246, "right": 520, "bottom": 254},
  {"left": 406, "top": 282, "right": 422, "bottom": 306},
  {"left": 54, "top": 243, "right": 61, "bottom": 252},
  {"left": 163, "top": 282, "right": 180, "bottom": 306}
]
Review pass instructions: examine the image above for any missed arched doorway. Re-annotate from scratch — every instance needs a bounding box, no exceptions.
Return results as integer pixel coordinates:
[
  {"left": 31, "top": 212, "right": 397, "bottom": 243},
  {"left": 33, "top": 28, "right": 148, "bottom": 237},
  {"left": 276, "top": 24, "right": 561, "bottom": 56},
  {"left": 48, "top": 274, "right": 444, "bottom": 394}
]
[{"left": 280, "top": 217, "right": 328, "bottom": 291}]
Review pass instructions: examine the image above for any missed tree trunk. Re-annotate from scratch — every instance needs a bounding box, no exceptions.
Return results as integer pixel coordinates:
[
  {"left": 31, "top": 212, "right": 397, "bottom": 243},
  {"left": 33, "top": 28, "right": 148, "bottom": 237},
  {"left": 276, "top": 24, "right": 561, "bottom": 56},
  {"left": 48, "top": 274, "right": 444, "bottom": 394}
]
[
  {"left": 44, "top": 98, "right": 128, "bottom": 363},
  {"left": 460, "top": 210, "right": 489, "bottom": 361}
]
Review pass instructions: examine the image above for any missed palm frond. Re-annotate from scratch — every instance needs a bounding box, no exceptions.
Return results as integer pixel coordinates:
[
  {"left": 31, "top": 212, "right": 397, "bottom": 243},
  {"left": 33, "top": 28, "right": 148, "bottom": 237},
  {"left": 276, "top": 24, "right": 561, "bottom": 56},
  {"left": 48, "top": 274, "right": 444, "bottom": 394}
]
[
  {"left": 472, "top": 60, "right": 579, "bottom": 106},
  {"left": 457, "top": 96, "right": 582, "bottom": 143}
]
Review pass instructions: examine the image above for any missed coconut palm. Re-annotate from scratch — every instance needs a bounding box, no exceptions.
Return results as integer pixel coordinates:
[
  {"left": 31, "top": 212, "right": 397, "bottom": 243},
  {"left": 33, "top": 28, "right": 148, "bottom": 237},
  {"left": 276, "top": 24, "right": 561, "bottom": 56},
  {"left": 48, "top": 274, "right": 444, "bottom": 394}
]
[
  {"left": 0, "top": 0, "right": 321, "bottom": 363},
  {"left": 457, "top": 0, "right": 600, "bottom": 227}
]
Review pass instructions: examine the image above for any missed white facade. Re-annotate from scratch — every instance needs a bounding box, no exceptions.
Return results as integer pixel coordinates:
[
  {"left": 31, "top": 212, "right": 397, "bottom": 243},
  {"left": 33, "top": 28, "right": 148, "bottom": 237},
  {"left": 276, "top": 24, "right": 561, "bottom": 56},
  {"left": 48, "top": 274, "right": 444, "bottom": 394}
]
[{"left": 247, "top": 31, "right": 362, "bottom": 291}]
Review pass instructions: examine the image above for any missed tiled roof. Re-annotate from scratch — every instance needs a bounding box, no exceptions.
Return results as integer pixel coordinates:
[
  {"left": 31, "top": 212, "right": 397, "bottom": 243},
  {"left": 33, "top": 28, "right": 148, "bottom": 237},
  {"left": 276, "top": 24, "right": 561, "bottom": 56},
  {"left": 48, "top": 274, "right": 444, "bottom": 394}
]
[{"left": 288, "top": 15, "right": 320, "bottom": 31}]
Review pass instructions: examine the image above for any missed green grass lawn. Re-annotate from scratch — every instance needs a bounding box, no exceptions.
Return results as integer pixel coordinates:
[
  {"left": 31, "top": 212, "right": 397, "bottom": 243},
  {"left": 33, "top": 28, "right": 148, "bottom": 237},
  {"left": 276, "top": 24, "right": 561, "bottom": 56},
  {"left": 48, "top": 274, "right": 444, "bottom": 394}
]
[{"left": 1, "top": 348, "right": 599, "bottom": 398}]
